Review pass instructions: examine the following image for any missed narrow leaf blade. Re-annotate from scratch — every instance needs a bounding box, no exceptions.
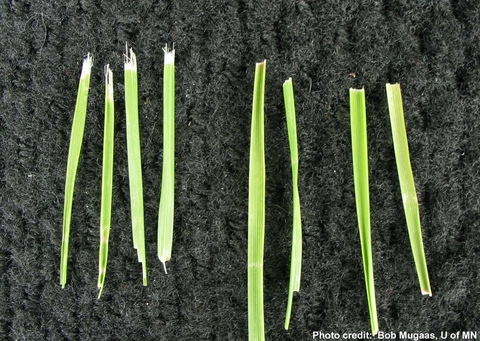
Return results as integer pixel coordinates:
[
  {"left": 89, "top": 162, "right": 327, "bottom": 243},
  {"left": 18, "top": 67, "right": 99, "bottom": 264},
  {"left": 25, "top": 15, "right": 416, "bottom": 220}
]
[
  {"left": 98, "top": 65, "right": 115, "bottom": 298},
  {"left": 60, "top": 54, "right": 93, "bottom": 288},
  {"left": 350, "top": 88, "right": 379, "bottom": 335},
  {"left": 386, "top": 83, "right": 431, "bottom": 296},
  {"left": 125, "top": 46, "right": 147, "bottom": 285},
  {"left": 248, "top": 60, "right": 266, "bottom": 341},
  {"left": 283, "top": 78, "right": 302, "bottom": 330},
  {"left": 158, "top": 45, "right": 176, "bottom": 273}
]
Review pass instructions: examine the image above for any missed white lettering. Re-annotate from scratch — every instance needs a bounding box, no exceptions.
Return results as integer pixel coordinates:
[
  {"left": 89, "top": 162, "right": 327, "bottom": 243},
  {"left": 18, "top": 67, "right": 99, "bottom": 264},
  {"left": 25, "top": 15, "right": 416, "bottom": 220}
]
[
  {"left": 342, "top": 331, "right": 372, "bottom": 339},
  {"left": 378, "top": 331, "right": 397, "bottom": 339},
  {"left": 462, "top": 332, "right": 478, "bottom": 340},
  {"left": 450, "top": 332, "right": 460, "bottom": 339},
  {"left": 312, "top": 331, "right": 340, "bottom": 339}
]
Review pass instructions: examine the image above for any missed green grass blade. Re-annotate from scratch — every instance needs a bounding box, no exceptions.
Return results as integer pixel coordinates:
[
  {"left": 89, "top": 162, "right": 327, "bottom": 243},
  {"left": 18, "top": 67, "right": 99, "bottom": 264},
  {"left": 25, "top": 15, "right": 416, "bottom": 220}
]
[
  {"left": 248, "top": 60, "right": 266, "bottom": 341},
  {"left": 282, "top": 78, "right": 302, "bottom": 330},
  {"left": 98, "top": 65, "right": 115, "bottom": 299},
  {"left": 125, "top": 46, "right": 147, "bottom": 285},
  {"left": 386, "top": 83, "right": 432, "bottom": 296},
  {"left": 60, "top": 54, "right": 93, "bottom": 288},
  {"left": 158, "top": 45, "right": 175, "bottom": 273},
  {"left": 350, "top": 88, "right": 379, "bottom": 335}
]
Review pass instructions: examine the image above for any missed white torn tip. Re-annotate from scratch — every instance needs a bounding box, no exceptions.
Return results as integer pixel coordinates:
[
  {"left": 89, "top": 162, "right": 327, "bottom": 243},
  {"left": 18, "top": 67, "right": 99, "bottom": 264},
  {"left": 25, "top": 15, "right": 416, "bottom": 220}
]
[
  {"left": 124, "top": 43, "right": 137, "bottom": 71},
  {"left": 422, "top": 290, "right": 433, "bottom": 297},
  {"left": 349, "top": 87, "right": 365, "bottom": 92},
  {"left": 256, "top": 59, "right": 267, "bottom": 66},
  {"left": 80, "top": 53, "right": 93, "bottom": 78},
  {"left": 105, "top": 65, "right": 114, "bottom": 99},
  {"left": 161, "top": 261, "right": 168, "bottom": 274},
  {"left": 283, "top": 77, "right": 292, "bottom": 85},
  {"left": 163, "top": 44, "right": 175, "bottom": 65},
  {"left": 105, "top": 64, "right": 112, "bottom": 83}
]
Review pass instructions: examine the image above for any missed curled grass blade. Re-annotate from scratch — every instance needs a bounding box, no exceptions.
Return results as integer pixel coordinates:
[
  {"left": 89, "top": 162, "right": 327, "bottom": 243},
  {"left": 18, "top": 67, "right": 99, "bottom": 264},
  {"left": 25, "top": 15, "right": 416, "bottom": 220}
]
[
  {"left": 248, "top": 60, "right": 266, "bottom": 341},
  {"left": 386, "top": 83, "right": 431, "bottom": 296},
  {"left": 60, "top": 54, "right": 93, "bottom": 288},
  {"left": 158, "top": 45, "right": 175, "bottom": 273},
  {"left": 98, "top": 65, "right": 115, "bottom": 298},
  {"left": 282, "top": 78, "right": 302, "bottom": 330},
  {"left": 125, "top": 46, "right": 147, "bottom": 285},
  {"left": 350, "top": 88, "right": 379, "bottom": 335}
]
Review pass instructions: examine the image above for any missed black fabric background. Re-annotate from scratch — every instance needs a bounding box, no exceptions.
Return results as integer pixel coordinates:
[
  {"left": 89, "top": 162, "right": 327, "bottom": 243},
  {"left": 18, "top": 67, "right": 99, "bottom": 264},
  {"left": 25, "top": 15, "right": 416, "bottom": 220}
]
[{"left": 1, "top": 1, "right": 480, "bottom": 340}]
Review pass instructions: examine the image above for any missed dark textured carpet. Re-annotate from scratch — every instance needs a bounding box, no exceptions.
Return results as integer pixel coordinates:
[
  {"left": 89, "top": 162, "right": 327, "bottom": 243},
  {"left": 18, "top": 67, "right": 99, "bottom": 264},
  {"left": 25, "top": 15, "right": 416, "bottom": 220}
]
[{"left": 1, "top": 1, "right": 480, "bottom": 340}]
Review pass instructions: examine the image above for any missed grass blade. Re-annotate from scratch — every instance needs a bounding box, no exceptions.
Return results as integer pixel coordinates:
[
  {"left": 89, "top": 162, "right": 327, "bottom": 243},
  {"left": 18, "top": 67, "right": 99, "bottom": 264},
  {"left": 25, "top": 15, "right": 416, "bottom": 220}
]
[
  {"left": 98, "top": 65, "right": 115, "bottom": 298},
  {"left": 282, "top": 78, "right": 302, "bottom": 330},
  {"left": 158, "top": 45, "right": 175, "bottom": 273},
  {"left": 125, "top": 46, "right": 147, "bottom": 285},
  {"left": 350, "top": 88, "right": 379, "bottom": 335},
  {"left": 386, "top": 83, "right": 432, "bottom": 296},
  {"left": 248, "top": 60, "right": 266, "bottom": 341},
  {"left": 60, "top": 54, "right": 93, "bottom": 288}
]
